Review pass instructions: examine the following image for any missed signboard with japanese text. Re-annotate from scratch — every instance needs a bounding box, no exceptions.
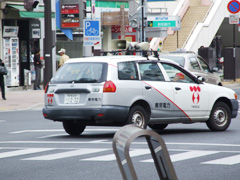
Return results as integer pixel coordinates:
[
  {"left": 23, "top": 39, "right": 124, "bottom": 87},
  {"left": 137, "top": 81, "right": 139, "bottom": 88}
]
[
  {"left": 83, "top": 19, "right": 101, "bottom": 48},
  {"left": 147, "top": 16, "right": 180, "bottom": 28},
  {"left": 60, "top": 0, "right": 81, "bottom": 28}
]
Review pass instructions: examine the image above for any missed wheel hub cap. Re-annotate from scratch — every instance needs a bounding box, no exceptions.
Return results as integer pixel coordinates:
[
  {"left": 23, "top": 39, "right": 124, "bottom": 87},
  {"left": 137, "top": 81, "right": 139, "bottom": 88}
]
[
  {"left": 213, "top": 109, "right": 227, "bottom": 126},
  {"left": 132, "top": 112, "right": 144, "bottom": 127}
]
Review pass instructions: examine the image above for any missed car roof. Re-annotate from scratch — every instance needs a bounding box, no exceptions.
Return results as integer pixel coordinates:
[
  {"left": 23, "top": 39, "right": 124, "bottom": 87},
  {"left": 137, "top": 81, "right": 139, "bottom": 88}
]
[
  {"left": 159, "top": 52, "right": 196, "bottom": 58},
  {"left": 65, "top": 55, "right": 177, "bottom": 64}
]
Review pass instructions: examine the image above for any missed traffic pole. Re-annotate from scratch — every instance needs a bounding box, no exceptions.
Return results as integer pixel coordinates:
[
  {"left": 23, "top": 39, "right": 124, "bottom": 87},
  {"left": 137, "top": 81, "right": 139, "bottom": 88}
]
[{"left": 43, "top": 0, "right": 53, "bottom": 87}]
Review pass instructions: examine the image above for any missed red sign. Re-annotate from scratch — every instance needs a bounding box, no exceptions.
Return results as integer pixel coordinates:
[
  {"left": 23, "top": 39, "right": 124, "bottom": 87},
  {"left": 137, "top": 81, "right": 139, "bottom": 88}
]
[
  {"left": 61, "top": 9, "right": 79, "bottom": 14},
  {"left": 61, "top": 4, "right": 79, "bottom": 9},
  {"left": 61, "top": 4, "right": 80, "bottom": 28},
  {"left": 112, "top": 25, "right": 137, "bottom": 33},
  {"left": 227, "top": 0, "right": 240, "bottom": 14}
]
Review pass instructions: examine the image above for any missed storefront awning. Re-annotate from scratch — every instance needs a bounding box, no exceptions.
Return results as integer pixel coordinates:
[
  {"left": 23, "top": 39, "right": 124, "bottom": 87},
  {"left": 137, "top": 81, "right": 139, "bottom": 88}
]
[{"left": 6, "top": 4, "right": 55, "bottom": 18}]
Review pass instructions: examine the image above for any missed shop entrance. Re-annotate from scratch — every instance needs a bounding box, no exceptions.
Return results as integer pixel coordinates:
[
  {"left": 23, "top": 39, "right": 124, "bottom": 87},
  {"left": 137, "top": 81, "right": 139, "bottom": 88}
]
[
  {"left": 2, "top": 19, "right": 40, "bottom": 87},
  {"left": 18, "top": 19, "right": 40, "bottom": 86}
]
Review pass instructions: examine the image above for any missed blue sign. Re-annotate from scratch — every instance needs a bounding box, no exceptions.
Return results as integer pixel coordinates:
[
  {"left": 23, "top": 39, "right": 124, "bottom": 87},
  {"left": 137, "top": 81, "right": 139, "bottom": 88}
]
[
  {"left": 83, "top": 19, "right": 101, "bottom": 47},
  {"left": 228, "top": 0, "right": 240, "bottom": 14},
  {"left": 84, "top": 20, "right": 100, "bottom": 36}
]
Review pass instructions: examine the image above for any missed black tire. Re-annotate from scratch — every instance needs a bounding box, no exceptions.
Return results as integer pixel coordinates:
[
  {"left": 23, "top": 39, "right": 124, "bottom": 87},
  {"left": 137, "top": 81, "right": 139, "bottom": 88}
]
[
  {"left": 127, "top": 105, "right": 148, "bottom": 129},
  {"left": 148, "top": 124, "right": 168, "bottom": 131},
  {"left": 206, "top": 102, "right": 231, "bottom": 131},
  {"left": 62, "top": 121, "right": 86, "bottom": 136}
]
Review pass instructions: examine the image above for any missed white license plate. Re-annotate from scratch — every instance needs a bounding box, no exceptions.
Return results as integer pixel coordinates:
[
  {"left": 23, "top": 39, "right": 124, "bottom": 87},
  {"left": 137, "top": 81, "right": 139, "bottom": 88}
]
[{"left": 64, "top": 94, "right": 80, "bottom": 104}]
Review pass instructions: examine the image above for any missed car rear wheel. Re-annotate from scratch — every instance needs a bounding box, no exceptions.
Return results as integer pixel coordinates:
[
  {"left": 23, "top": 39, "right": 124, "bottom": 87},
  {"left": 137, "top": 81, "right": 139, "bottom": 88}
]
[
  {"left": 63, "top": 121, "right": 86, "bottom": 136},
  {"left": 148, "top": 124, "right": 168, "bottom": 131},
  {"left": 206, "top": 102, "right": 231, "bottom": 131},
  {"left": 127, "top": 105, "right": 148, "bottom": 129}
]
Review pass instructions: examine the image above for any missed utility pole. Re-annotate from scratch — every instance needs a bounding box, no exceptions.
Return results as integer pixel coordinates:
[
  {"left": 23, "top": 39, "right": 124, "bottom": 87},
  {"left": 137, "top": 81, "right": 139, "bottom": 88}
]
[
  {"left": 141, "top": 0, "right": 145, "bottom": 42},
  {"left": 43, "top": 0, "right": 53, "bottom": 87}
]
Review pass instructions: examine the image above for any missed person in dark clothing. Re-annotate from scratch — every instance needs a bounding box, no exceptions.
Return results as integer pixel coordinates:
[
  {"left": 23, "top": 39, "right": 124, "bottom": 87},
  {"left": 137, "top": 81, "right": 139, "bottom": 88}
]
[
  {"left": 0, "top": 59, "right": 6, "bottom": 100},
  {"left": 33, "top": 48, "right": 42, "bottom": 90}
]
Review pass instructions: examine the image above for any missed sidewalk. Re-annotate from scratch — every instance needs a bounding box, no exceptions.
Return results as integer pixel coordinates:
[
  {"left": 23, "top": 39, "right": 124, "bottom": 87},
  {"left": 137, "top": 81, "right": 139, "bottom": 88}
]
[
  {"left": 0, "top": 80, "right": 240, "bottom": 112},
  {"left": 0, "top": 87, "right": 44, "bottom": 112}
]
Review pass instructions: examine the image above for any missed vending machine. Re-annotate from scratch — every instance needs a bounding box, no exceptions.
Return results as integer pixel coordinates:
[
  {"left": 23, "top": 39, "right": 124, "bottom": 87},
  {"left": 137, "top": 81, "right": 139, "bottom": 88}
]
[{"left": 2, "top": 26, "right": 19, "bottom": 87}]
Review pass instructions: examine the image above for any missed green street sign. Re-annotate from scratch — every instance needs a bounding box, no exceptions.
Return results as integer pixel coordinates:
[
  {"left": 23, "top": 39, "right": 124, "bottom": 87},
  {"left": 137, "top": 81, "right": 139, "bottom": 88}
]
[
  {"left": 147, "top": 16, "right": 180, "bottom": 28},
  {"left": 148, "top": 21, "right": 176, "bottom": 27}
]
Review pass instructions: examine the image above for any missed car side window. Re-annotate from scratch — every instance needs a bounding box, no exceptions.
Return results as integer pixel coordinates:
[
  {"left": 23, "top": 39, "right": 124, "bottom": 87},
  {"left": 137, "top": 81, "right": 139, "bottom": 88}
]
[
  {"left": 198, "top": 57, "right": 209, "bottom": 72},
  {"left": 138, "top": 62, "right": 165, "bottom": 81},
  {"left": 118, "top": 61, "right": 139, "bottom": 80},
  {"left": 162, "top": 63, "right": 195, "bottom": 83},
  {"left": 189, "top": 57, "right": 201, "bottom": 70}
]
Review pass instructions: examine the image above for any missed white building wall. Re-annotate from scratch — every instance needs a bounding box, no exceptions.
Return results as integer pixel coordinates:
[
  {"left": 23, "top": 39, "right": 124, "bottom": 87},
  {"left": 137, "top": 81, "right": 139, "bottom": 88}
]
[{"left": 184, "top": 0, "right": 229, "bottom": 53}]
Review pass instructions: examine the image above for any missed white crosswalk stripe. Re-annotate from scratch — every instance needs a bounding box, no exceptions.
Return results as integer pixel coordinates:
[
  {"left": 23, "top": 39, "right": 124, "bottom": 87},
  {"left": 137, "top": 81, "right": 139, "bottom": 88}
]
[
  {"left": 202, "top": 154, "right": 240, "bottom": 165},
  {"left": 1, "top": 147, "right": 240, "bottom": 166},
  {"left": 81, "top": 149, "right": 151, "bottom": 161},
  {"left": 141, "top": 150, "right": 220, "bottom": 163},
  {"left": 22, "top": 148, "right": 110, "bottom": 161},
  {"left": 0, "top": 148, "right": 54, "bottom": 159}
]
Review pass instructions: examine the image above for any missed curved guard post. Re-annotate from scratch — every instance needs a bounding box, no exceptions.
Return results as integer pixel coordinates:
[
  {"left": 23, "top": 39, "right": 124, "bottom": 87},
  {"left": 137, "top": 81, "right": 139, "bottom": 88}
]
[{"left": 112, "top": 125, "right": 178, "bottom": 180}]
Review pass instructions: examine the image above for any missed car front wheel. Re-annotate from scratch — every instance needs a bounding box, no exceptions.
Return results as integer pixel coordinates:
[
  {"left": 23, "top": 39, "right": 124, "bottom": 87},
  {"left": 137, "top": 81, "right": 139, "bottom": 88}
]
[
  {"left": 63, "top": 121, "right": 86, "bottom": 136},
  {"left": 127, "top": 105, "right": 148, "bottom": 129},
  {"left": 206, "top": 102, "right": 231, "bottom": 131},
  {"left": 148, "top": 124, "right": 168, "bottom": 131}
]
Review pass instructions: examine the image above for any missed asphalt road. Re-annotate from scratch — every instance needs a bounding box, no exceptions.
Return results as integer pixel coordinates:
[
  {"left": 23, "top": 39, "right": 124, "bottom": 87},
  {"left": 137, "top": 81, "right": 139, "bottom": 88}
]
[{"left": 0, "top": 108, "right": 240, "bottom": 180}]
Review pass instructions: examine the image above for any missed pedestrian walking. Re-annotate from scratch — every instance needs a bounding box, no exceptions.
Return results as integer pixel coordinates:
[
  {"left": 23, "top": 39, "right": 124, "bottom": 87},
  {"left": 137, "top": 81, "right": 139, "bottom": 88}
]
[
  {"left": 58, "top": 48, "right": 69, "bottom": 68},
  {"left": 0, "top": 59, "right": 6, "bottom": 100},
  {"left": 33, "top": 48, "right": 42, "bottom": 90}
]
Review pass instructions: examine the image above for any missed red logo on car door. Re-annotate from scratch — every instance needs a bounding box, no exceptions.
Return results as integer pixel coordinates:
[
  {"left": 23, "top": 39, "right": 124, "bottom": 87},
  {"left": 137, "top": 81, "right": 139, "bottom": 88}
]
[{"left": 190, "top": 86, "right": 201, "bottom": 104}]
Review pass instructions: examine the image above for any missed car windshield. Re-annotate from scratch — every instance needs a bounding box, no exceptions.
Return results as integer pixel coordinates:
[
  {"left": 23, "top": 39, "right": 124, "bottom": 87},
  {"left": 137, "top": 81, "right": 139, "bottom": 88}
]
[
  {"left": 161, "top": 55, "right": 185, "bottom": 67},
  {"left": 51, "top": 62, "right": 107, "bottom": 83}
]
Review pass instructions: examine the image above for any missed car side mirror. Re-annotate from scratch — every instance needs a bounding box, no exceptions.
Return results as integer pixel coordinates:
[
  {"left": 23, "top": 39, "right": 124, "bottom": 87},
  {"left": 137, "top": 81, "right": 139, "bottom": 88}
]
[{"left": 197, "top": 76, "right": 205, "bottom": 83}]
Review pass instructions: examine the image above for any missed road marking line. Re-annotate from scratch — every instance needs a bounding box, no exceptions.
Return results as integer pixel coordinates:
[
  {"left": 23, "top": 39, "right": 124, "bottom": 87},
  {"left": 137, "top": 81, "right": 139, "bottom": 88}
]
[
  {"left": 141, "top": 150, "right": 219, "bottom": 163},
  {"left": 37, "top": 134, "right": 68, "bottom": 138},
  {"left": 2, "top": 141, "right": 240, "bottom": 147},
  {"left": 81, "top": 149, "right": 151, "bottom": 161},
  {"left": 202, "top": 154, "right": 240, "bottom": 165},
  {"left": 10, "top": 128, "right": 119, "bottom": 134},
  {"left": 22, "top": 148, "right": 110, "bottom": 161},
  {"left": 0, "top": 148, "right": 55, "bottom": 159}
]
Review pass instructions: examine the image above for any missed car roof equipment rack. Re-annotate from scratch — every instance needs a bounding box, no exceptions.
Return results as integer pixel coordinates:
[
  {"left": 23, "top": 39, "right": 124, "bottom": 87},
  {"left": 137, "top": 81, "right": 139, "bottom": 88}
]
[{"left": 100, "top": 50, "right": 160, "bottom": 60}]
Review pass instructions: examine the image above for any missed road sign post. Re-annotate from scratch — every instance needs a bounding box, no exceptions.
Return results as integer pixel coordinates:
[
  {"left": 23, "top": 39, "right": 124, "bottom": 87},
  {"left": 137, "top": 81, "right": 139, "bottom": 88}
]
[{"left": 227, "top": 0, "right": 240, "bottom": 81}]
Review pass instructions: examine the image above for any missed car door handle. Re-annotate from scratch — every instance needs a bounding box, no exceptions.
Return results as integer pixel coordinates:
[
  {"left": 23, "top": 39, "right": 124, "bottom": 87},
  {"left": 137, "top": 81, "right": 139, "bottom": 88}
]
[
  {"left": 145, "top": 86, "right": 152, "bottom": 90},
  {"left": 175, "top": 87, "right": 181, "bottom": 91}
]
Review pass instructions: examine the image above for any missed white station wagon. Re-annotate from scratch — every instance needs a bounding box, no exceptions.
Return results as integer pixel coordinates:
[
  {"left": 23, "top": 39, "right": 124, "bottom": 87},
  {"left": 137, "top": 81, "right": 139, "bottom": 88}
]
[{"left": 42, "top": 55, "right": 238, "bottom": 136}]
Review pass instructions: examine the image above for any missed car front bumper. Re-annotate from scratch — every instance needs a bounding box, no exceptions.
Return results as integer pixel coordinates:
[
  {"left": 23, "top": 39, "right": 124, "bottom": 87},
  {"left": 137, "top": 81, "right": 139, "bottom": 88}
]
[{"left": 231, "top": 99, "right": 239, "bottom": 118}]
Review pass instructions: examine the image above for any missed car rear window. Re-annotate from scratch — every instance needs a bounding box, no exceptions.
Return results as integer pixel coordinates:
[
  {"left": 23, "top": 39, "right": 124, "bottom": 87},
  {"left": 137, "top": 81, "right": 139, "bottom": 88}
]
[{"left": 51, "top": 62, "right": 108, "bottom": 83}]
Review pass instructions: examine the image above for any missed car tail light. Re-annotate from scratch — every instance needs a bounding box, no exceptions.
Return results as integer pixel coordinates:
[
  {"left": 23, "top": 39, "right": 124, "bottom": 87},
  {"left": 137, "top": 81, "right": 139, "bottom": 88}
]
[
  {"left": 103, "top": 81, "right": 116, "bottom": 93},
  {"left": 44, "top": 82, "right": 49, "bottom": 93},
  {"left": 235, "top": 93, "right": 237, "bottom": 100}
]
